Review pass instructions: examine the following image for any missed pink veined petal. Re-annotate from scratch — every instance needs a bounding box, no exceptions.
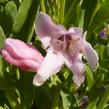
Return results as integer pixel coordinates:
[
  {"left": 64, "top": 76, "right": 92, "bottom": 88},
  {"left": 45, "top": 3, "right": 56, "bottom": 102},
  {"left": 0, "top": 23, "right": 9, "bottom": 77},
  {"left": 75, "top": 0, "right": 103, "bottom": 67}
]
[
  {"left": 83, "top": 42, "right": 99, "bottom": 71},
  {"left": 68, "top": 27, "right": 87, "bottom": 41},
  {"left": 35, "top": 12, "right": 66, "bottom": 38},
  {"left": 5, "top": 38, "right": 43, "bottom": 60},
  {"left": 71, "top": 54, "right": 85, "bottom": 87},
  {"left": 68, "top": 27, "right": 83, "bottom": 35},
  {"left": 64, "top": 53, "right": 85, "bottom": 87},
  {"left": 51, "top": 35, "right": 67, "bottom": 52},
  {"left": 35, "top": 12, "right": 66, "bottom": 49},
  {"left": 33, "top": 49, "right": 64, "bottom": 86},
  {"left": 68, "top": 27, "right": 83, "bottom": 40}
]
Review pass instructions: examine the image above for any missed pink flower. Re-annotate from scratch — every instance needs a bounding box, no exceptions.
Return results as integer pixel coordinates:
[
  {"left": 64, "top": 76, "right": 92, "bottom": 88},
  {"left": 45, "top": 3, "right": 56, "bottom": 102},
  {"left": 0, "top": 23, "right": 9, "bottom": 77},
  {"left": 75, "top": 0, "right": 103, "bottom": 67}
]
[
  {"left": 33, "top": 12, "right": 99, "bottom": 86},
  {"left": 1, "top": 38, "right": 44, "bottom": 72}
]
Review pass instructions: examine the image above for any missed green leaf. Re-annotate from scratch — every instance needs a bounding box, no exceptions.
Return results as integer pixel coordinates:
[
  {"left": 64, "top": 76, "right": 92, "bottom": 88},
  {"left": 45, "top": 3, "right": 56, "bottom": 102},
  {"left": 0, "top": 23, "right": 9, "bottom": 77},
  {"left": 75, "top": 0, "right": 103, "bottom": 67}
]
[
  {"left": 60, "top": 90, "right": 71, "bottom": 109},
  {"left": 3, "top": 1, "right": 17, "bottom": 22},
  {"left": 12, "top": 0, "right": 33, "bottom": 34},
  {"left": 76, "top": 5, "right": 84, "bottom": 27},
  {"left": 1, "top": 1, "right": 17, "bottom": 36},
  {"left": 0, "top": 26, "right": 6, "bottom": 48},
  {"left": 85, "top": 65, "right": 95, "bottom": 90},
  {"left": 12, "top": 0, "right": 39, "bottom": 42},
  {"left": 64, "top": 0, "right": 81, "bottom": 27},
  {"left": 35, "top": 86, "right": 52, "bottom": 109},
  {"left": 0, "top": 0, "right": 7, "bottom": 4},
  {"left": 89, "top": 0, "right": 109, "bottom": 33},
  {"left": 4, "top": 104, "right": 10, "bottom": 109},
  {"left": 82, "top": 0, "right": 98, "bottom": 30},
  {"left": 87, "top": 98, "right": 98, "bottom": 109},
  {"left": 87, "top": 84, "right": 99, "bottom": 109},
  {"left": 17, "top": 73, "right": 35, "bottom": 109},
  {"left": 97, "top": 86, "right": 109, "bottom": 109},
  {"left": 4, "top": 89, "right": 21, "bottom": 109},
  {"left": 97, "top": 45, "right": 109, "bottom": 70},
  {"left": 98, "top": 45, "right": 105, "bottom": 60},
  {"left": 0, "top": 58, "right": 11, "bottom": 89},
  {"left": 59, "top": 0, "right": 65, "bottom": 24},
  {"left": 0, "top": 106, "right": 4, "bottom": 109},
  {"left": 26, "top": 0, "right": 39, "bottom": 43}
]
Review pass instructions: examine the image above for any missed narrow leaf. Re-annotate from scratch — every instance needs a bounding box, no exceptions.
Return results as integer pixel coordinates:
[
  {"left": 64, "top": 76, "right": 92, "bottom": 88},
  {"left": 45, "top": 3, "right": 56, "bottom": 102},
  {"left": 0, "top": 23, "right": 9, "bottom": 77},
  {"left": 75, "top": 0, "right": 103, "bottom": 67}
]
[{"left": 0, "top": 26, "right": 6, "bottom": 48}]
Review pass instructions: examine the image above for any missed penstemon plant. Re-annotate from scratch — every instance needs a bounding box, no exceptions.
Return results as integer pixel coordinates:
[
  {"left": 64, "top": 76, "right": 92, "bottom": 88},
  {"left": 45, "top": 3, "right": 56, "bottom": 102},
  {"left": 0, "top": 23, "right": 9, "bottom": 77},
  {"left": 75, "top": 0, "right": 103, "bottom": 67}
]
[{"left": 0, "top": 0, "right": 109, "bottom": 109}]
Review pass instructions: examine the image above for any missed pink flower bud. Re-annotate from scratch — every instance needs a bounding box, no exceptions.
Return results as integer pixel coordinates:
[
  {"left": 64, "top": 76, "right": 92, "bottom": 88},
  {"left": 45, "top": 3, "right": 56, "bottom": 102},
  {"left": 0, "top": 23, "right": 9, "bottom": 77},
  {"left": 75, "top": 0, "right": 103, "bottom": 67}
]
[{"left": 1, "top": 38, "right": 44, "bottom": 72}]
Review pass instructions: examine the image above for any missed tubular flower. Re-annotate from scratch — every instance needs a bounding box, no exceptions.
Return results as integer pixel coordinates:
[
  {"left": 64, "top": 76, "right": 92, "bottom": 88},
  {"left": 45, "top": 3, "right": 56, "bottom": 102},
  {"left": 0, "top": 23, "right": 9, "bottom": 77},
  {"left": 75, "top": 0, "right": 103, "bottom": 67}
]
[
  {"left": 33, "top": 12, "right": 99, "bottom": 86},
  {"left": 99, "top": 29, "right": 107, "bottom": 39},
  {"left": 1, "top": 38, "right": 44, "bottom": 72},
  {"left": 99, "top": 24, "right": 109, "bottom": 39}
]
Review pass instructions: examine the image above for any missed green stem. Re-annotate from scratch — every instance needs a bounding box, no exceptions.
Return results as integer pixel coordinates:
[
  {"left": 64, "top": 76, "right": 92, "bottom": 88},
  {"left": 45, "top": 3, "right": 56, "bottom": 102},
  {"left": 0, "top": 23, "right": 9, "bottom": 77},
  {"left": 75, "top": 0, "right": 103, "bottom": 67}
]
[
  {"left": 59, "top": 0, "right": 65, "bottom": 24},
  {"left": 64, "top": 0, "right": 80, "bottom": 25},
  {"left": 51, "top": 89, "right": 60, "bottom": 109},
  {"left": 40, "top": 0, "right": 46, "bottom": 12},
  {"left": 4, "top": 89, "right": 21, "bottom": 109},
  {"left": 97, "top": 85, "right": 109, "bottom": 109},
  {"left": 27, "top": 24, "right": 34, "bottom": 43},
  {"left": 88, "top": 1, "right": 101, "bottom": 28}
]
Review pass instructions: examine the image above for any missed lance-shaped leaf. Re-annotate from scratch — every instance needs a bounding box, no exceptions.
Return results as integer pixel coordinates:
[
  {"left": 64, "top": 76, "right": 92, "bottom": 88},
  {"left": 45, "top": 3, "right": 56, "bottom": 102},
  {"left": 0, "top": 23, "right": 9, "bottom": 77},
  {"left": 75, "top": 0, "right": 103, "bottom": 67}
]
[
  {"left": 12, "top": 0, "right": 39, "bottom": 42},
  {"left": 89, "top": 0, "right": 109, "bottom": 33},
  {"left": 1, "top": 1, "right": 17, "bottom": 36},
  {"left": 0, "top": 26, "right": 6, "bottom": 48}
]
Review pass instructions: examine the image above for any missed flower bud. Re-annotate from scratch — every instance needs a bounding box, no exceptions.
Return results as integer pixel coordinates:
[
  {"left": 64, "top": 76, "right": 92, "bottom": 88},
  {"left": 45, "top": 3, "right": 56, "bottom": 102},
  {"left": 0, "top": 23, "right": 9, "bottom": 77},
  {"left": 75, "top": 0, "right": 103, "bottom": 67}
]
[
  {"left": 1, "top": 38, "right": 44, "bottom": 72},
  {"left": 99, "top": 29, "right": 107, "bottom": 39}
]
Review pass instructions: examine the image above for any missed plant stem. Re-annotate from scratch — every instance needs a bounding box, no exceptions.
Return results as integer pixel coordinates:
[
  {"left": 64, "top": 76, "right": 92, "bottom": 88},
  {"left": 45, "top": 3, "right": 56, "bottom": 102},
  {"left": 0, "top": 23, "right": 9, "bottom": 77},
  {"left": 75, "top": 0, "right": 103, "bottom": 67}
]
[
  {"left": 59, "top": 0, "right": 65, "bottom": 24},
  {"left": 64, "top": 0, "right": 80, "bottom": 25},
  {"left": 97, "top": 85, "right": 109, "bottom": 109},
  {"left": 27, "top": 24, "right": 34, "bottom": 43},
  {"left": 51, "top": 89, "right": 60, "bottom": 109},
  {"left": 40, "top": 0, "right": 46, "bottom": 12}
]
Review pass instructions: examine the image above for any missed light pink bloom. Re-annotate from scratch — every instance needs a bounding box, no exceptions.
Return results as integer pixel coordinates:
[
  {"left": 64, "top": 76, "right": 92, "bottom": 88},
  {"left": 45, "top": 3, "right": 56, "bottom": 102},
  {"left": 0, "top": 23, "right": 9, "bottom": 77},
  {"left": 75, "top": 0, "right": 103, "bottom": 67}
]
[
  {"left": 1, "top": 38, "right": 44, "bottom": 72},
  {"left": 33, "top": 12, "right": 99, "bottom": 86}
]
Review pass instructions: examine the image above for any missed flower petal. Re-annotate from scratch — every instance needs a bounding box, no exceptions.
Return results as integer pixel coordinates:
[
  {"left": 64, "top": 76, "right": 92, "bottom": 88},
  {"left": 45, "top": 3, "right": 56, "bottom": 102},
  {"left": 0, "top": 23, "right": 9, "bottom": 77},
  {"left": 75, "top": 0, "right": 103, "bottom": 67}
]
[
  {"left": 1, "top": 50, "right": 40, "bottom": 72},
  {"left": 68, "top": 27, "right": 83, "bottom": 34},
  {"left": 64, "top": 54, "right": 85, "bottom": 87},
  {"left": 67, "top": 27, "right": 88, "bottom": 44},
  {"left": 39, "top": 36, "right": 51, "bottom": 49},
  {"left": 35, "top": 12, "right": 66, "bottom": 37},
  {"left": 20, "top": 59, "right": 40, "bottom": 72},
  {"left": 33, "top": 49, "right": 64, "bottom": 86},
  {"left": 5, "top": 38, "right": 43, "bottom": 60},
  {"left": 83, "top": 42, "right": 99, "bottom": 70},
  {"left": 1, "top": 49, "right": 21, "bottom": 67},
  {"left": 35, "top": 12, "right": 66, "bottom": 48},
  {"left": 52, "top": 35, "right": 67, "bottom": 52}
]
